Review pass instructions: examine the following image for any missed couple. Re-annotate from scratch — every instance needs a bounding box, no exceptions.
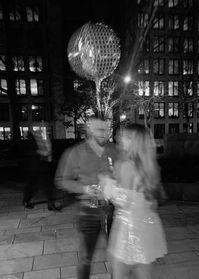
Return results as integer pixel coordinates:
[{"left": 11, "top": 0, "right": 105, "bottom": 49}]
[{"left": 55, "top": 116, "right": 167, "bottom": 279}]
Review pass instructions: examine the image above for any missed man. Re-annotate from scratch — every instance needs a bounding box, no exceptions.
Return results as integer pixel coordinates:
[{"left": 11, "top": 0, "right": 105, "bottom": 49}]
[
  {"left": 23, "top": 130, "right": 61, "bottom": 211},
  {"left": 55, "top": 116, "right": 118, "bottom": 279}
]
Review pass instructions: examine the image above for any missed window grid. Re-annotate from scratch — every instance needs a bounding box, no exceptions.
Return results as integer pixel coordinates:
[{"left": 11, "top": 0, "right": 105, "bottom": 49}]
[
  {"left": 168, "top": 81, "right": 179, "bottom": 96},
  {"left": 168, "top": 102, "right": 179, "bottom": 118}
]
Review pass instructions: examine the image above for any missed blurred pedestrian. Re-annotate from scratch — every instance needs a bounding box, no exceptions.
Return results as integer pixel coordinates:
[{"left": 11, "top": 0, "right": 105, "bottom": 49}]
[
  {"left": 23, "top": 130, "right": 61, "bottom": 211},
  {"left": 55, "top": 116, "right": 118, "bottom": 279},
  {"left": 100, "top": 123, "right": 167, "bottom": 279}
]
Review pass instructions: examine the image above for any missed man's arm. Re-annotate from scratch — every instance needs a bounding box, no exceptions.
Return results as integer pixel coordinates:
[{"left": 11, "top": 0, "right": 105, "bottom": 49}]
[{"left": 54, "top": 147, "right": 86, "bottom": 194}]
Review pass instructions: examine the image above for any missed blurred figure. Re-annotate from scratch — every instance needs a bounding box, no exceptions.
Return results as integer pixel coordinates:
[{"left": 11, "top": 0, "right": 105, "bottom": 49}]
[
  {"left": 55, "top": 116, "right": 118, "bottom": 279},
  {"left": 100, "top": 123, "right": 167, "bottom": 279},
  {"left": 23, "top": 130, "right": 61, "bottom": 211}
]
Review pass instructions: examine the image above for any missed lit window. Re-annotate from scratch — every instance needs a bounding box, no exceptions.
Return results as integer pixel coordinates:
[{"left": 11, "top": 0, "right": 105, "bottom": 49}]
[
  {"left": 0, "top": 79, "right": 7, "bottom": 95},
  {"left": 16, "top": 79, "right": 26, "bottom": 95},
  {"left": 154, "top": 81, "right": 165, "bottom": 96},
  {"left": 168, "top": 15, "right": 179, "bottom": 30},
  {"left": 31, "top": 104, "right": 45, "bottom": 121},
  {"left": 19, "top": 104, "right": 28, "bottom": 121},
  {"left": 183, "top": 123, "right": 193, "bottom": 133},
  {"left": 20, "top": 127, "right": 29, "bottom": 140},
  {"left": 0, "top": 103, "right": 9, "bottom": 121},
  {"left": 153, "top": 15, "right": 164, "bottom": 29},
  {"left": 183, "top": 60, "right": 193, "bottom": 75},
  {"left": 138, "top": 81, "right": 150, "bottom": 96},
  {"left": 183, "top": 103, "right": 193, "bottom": 118},
  {"left": 29, "top": 56, "right": 43, "bottom": 72},
  {"left": 168, "top": 59, "right": 179, "bottom": 74},
  {"left": 168, "top": 81, "right": 179, "bottom": 96},
  {"left": 183, "top": 81, "right": 193, "bottom": 96},
  {"left": 30, "top": 79, "right": 44, "bottom": 96},
  {"left": 26, "top": 6, "right": 39, "bottom": 22},
  {"left": 153, "top": 37, "right": 165, "bottom": 52},
  {"left": 153, "top": 59, "right": 164, "bottom": 74},
  {"left": 168, "top": 102, "right": 179, "bottom": 118},
  {"left": 138, "top": 59, "right": 149, "bottom": 74},
  {"left": 12, "top": 56, "right": 25, "bottom": 71},
  {"left": 9, "top": 4, "right": 21, "bottom": 21},
  {"left": 168, "top": 0, "right": 178, "bottom": 7},
  {"left": 154, "top": 103, "right": 165, "bottom": 119},
  {"left": 0, "top": 55, "right": 6, "bottom": 71},
  {"left": 183, "top": 38, "right": 193, "bottom": 53},
  {"left": 0, "top": 127, "right": 11, "bottom": 140},
  {"left": 183, "top": 16, "right": 193, "bottom": 31},
  {"left": 138, "top": 106, "right": 150, "bottom": 120},
  {"left": 137, "top": 13, "right": 149, "bottom": 28}
]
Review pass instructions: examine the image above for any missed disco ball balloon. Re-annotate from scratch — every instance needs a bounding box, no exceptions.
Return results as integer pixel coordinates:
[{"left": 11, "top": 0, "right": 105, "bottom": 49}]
[{"left": 67, "top": 22, "right": 121, "bottom": 83}]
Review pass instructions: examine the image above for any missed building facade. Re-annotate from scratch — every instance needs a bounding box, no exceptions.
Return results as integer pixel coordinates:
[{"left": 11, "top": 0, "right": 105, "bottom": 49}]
[
  {"left": 123, "top": 0, "right": 199, "bottom": 150},
  {"left": 0, "top": 0, "right": 65, "bottom": 140}
]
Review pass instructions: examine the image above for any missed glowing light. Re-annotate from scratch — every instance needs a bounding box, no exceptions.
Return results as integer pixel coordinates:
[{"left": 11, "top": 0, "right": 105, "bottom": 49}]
[{"left": 124, "top": 75, "right": 131, "bottom": 84}]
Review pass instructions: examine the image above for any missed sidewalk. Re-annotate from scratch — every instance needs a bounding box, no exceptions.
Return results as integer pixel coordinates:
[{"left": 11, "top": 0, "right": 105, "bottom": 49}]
[{"left": 0, "top": 182, "right": 199, "bottom": 279}]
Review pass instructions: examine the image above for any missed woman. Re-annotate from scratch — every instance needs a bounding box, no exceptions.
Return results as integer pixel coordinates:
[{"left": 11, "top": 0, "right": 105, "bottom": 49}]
[{"left": 100, "top": 123, "right": 167, "bottom": 279}]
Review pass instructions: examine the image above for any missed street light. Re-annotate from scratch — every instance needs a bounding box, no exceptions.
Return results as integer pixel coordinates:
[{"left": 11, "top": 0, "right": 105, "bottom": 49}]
[{"left": 123, "top": 75, "right": 131, "bottom": 84}]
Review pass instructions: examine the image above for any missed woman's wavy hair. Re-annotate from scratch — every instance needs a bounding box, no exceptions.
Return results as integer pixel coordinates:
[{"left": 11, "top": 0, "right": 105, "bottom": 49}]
[{"left": 121, "top": 123, "right": 160, "bottom": 200}]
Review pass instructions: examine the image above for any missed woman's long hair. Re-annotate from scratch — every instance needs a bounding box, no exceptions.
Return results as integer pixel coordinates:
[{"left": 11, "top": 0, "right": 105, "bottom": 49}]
[{"left": 121, "top": 123, "right": 160, "bottom": 200}]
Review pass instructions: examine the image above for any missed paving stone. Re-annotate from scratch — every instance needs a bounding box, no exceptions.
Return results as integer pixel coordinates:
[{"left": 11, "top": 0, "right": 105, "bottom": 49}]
[
  {"left": 91, "top": 262, "right": 107, "bottom": 274},
  {"left": 0, "top": 257, "right": 33, "bottom": 275},
  {"left": 56, "top": 228, "right": 78, "bottom": 239},
  {"left": 162, "top": 251, "right": 199, "bottom": 265},
  {"left": 0, "top": 234, "right": 14, "bottom": 245},
  {"left": 33, "top": 252, "right": 78, "bottom": 270},
  {"left": 0, "top": 219, "right": 20, "bottom": 230},
  {"left": 44, "top": 238, "right": 79, "bottom": 254},
  {"left": 42, "top": 223, "right": 73, "bottom": 232},
  {"left": 5, "top": 226, "right": 41, "bottom": 235},
  {"left": 0, "top": 274, "right": 23, "bottom": 279},
  {"left": 13, "top": 231, "right": 55, "bottom": 243},
  {"left": 23, "top": 268, "right": 60, "bottom": 279},
  {"left": 167, "top": 239, "right": 195, "bottom": 253},
  {"left": 155, "top": 262, "right": 199, "bottom": 279},
  {"left": 165, "top": 227, "right": 199, "bottom": 240},
  {"left": 18, "top": 217, "right": 48, "bottom": 228},
  {"left": 93, "top": 248, "right": 107, "bottom": 262},
  {"left": 27, "top": 212, "right": 52, "bottom": 219},
  {"left": 0, "top": 241, "right": 43, "bottom": 260},
  {"left": 61, "top": 266, "right": 77, "bottom": 278}
]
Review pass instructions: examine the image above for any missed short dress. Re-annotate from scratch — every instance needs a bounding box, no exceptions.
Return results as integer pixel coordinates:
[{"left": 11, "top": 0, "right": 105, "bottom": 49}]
[{"left": 104, "top": 161, "right": 168, "bottom": 265}]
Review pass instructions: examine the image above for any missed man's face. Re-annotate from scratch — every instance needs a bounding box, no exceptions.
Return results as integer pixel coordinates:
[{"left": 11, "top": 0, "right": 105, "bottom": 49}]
[{"left": 88, "top": 119, "right": 110, "bottom": 146}]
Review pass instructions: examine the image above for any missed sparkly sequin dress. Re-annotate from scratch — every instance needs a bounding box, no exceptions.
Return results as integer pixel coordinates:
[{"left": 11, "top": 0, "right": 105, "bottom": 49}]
[{"left": 104, "top": 161, "right": 167, "bottom": 265}]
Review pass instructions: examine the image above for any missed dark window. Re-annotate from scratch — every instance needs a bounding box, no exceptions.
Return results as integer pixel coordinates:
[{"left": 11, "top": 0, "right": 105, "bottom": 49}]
[
  {"left": 138, "top": 59, "right": 149, "bottom": 74},
  {"left": 29, "top": 56, "right": 43, "bottom": 72},
  {"left": 183, "top": 81, "right": 193, "bottom": 96},
  {"left": 154, "top": 81, "right": 165, "bottom": 96},
  {"left": 168, "top": 59, "right": 179, "bottom": 75},
  {"left": 154, "top": 124, "right": 165, "bottom": 139},
  {"left": 153, "top": 37, "right": 165, "bottom": 52},
  {"left": 168, "top": 15, "right": 179, "bottom": 30},
  {"left": 153, "top": 15, "right": 164, "bottom": 30},
  {"left": 183, "top": 38, "right": 194, "bottom": 53},
  {"left": 153, "top": 59, "right": 164, "bottom": 74},
  {"left": 0, "top": 103, "right": 9, "bottom": 121},
  {"left": 9, "top": 4, "right": 21, "bottom": 21},
  {"left": 12, "top": 56, "right": 25, "bottom": 71},
  {"left": 168, "top": 37, "right": 180, "bottom": 52},
  {"left": 0, "top": 55, "right": 6, "bottom": 71},
  {"left": 19, "top": 104, "right": 28, "bottom": 121},
  {"left": 31, "top": 103, "right": 45, "bottom": 121},
  {"left": 169, "top": 123, "right": 179, "bottom": 134},
  {"left": 26, "top": 6, "right": 39, "bottom": 22}
]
